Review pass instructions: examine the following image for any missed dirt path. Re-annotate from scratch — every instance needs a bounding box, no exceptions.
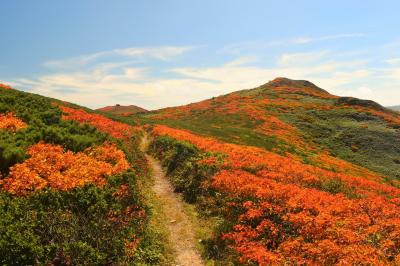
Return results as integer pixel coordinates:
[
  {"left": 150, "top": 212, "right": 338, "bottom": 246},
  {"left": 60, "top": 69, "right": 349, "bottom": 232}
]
[{"left": 140, "top": 134, "right": 204, "bottom": 266}]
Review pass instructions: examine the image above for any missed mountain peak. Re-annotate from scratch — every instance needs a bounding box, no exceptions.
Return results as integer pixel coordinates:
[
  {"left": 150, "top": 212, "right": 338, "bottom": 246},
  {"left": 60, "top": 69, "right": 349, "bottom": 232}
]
[
  {"left": 97, "top": 104, "right": 148, "bottom": 115},
  {"left": 261, "top": 77, "right": 332, "bottom": 98},
  {"left": 267, "top": 77, "right": 321, "bottom": 90}
]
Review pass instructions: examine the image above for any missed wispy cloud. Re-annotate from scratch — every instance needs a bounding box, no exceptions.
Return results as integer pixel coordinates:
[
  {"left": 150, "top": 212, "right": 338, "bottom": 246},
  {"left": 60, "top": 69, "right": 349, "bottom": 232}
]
[
  {"left": 278, "top": 51, "right": 330, "bottom": 66},
  {"left": 5, "top": 38, "right": 400, "bottom": 109},
  {"left": 224, "top": 55, "right": 259, "bottom": 67},
  {"left": 218, "top": 33, "right": 365, "bottom": 55},
  {"left": 114, "top": 46, "right": 192, "bottom": 60},
  {"left": 43, "top": 46, "right": 193, "bottom": 69},
  {"left": 293, "top": 33, "right": 365, "bottom": 44},
  {"left": 7, "top": 48, "right": 388, "bottom": 109},
  {"left": 217, "top": 41, "right": 284, "bottom": 55},
  {"left": 384, "top": 57, "right": 400, "bottom": 65},
  {"left": 43, "top": 52, "right": 108, "bottom": 69}
]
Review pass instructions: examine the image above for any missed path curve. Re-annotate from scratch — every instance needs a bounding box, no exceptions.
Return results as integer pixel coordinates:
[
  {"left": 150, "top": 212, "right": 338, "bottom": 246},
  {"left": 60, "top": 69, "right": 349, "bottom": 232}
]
[{"left": 140, "top": 134, "right": 204, "bottom": 266}]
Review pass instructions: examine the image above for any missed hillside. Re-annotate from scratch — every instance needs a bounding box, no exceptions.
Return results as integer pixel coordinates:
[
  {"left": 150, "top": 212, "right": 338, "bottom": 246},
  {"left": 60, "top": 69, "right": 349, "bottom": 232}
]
[
  {"left": 0, "top": 86, "right": 168, "bottom": 264},
  {"left": 137, "top": 77, "right": 400, "bottom": 180},
  {"left": 97, "top": 104, "right": 148, "bottom": 115},
  {"left": 2, "top": 78, "right": 400, "bottom": 265},
  {"left": 132, "top": 77, "right": 400, "bottom": 264}
]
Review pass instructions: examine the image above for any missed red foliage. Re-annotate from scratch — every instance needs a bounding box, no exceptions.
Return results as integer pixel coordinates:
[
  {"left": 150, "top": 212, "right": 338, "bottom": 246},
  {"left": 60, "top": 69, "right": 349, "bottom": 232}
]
[
  {"left": 0, "top": 83, "right": 12, "bottom": 90},
  {"left": 152, "top": 124, "right": 400, "bottom": 264},
  {"left": 113, "top": 184, "right": 130, "bottom": 199},
  {"left": 214, "top": 170, "right": 400, "bottom": 265},
  {"left": 0, "top": 112, "right": 27, "bottom": 132},
  {"left": 1, "top": 142, "right": 129, "bottom": 196},
  {"left": 107, "top": 204, "right": 147, "bottom": 256},
  {"left": 268, "top": 77, "right": 338, "bottom": 99},
  {"left": 59, "top": 106, "right": 135, "bottom": 139},
  {"left": 357, "top": 107, "right": 400, "bottom": 126}
]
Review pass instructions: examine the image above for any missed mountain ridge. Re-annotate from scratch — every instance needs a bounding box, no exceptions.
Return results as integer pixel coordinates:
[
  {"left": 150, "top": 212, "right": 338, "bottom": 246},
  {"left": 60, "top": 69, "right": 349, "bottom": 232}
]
[{"left": 135, "top": 77, "right": 400, "bottom": 180}]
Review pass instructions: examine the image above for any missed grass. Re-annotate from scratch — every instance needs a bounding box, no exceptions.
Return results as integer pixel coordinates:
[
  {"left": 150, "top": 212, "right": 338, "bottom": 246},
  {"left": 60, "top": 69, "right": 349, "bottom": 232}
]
[
  {"left": 137, "top": 114, "right": 291, "bottom": 155},
  {"left": 135, "top": 162, "right": 175, "bottom": 265},
  {"left": 181, "top": 200, "right": 223, "bottom": 265},
  {"left": 279, "top": 108, "right": 400, "bottom": 179}
]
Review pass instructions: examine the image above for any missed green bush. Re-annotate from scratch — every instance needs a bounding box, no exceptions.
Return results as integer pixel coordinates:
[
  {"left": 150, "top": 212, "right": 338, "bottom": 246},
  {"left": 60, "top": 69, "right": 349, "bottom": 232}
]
[
  {"left": 0, "top": 89, "right": 108, "bottom": 175},
  {"left": 150, "top": 136, "right": 208, "bottom": 202},
  {"left": 0, "top": 171, "right": 146, "bottom": 265},
  {"left": 0, "top": 89, "right": 167, "bottom": 264}
]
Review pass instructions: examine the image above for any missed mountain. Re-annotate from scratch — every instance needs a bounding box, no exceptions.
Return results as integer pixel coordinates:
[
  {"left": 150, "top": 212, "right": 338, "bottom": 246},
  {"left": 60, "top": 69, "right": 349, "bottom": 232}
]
[
  {"left": 137, "top": 77, "right": 400, "bottom": 264},
  {"left": 97, "top": 104, "right": 148, "bottom": 115},
  {"left": 137, "top": 77, "right": 400, "bottom": 180},
  {"left": 389, "top": 105, "right": 400, "bottom": 111}
]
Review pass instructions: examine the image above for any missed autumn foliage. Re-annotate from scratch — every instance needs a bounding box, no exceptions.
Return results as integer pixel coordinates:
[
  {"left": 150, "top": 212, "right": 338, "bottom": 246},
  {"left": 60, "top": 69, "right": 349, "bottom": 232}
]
[
  {"left": 1, "top": 142, "right": 129, "bottom": 195},
  {"left": 60, "top": 105, "right": 134, "bottom": 139},
  {"left": 152, "top": 124, "right": 400, "bottom": 265},
  {"left": 0, "top": 83, "right": 12, "bottom": 90},
  {"left": 0, "top": 112, "right": 27, "bottom": 132}
]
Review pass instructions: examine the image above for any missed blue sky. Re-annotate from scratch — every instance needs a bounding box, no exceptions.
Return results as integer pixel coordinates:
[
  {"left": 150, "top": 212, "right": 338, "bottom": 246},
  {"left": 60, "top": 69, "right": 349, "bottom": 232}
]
[{"left": 1, "top": 1, "right": 400, "bottom": 109}]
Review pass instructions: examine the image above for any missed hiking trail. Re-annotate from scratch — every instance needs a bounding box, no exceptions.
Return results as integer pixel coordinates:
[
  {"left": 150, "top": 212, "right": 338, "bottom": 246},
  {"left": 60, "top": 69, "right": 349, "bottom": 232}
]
[{"left": 140, "top": 134, "right": 204, "bottom": 266}]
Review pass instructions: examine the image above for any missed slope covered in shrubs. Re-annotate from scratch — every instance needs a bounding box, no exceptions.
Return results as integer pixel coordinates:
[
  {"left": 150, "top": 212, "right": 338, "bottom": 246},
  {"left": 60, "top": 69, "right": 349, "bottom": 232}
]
[
  {"left": 138, "top": 77, "right": 400, "bottom": 180},
  {"left": 148, "top": 124, "right": 400, "bottom": 265},
  {"left": 0, "top": 86, "right": 164, "bottom": 264},
  {"left": 132, "top": 78, "right": 400, "bottom": 265}
]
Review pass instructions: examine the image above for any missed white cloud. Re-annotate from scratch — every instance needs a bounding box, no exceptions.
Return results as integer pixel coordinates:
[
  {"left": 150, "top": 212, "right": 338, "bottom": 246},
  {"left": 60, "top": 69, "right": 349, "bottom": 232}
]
[
  {"left": 43, "top": 51, "right": 109, "bottom": 69},
  {"left": 218, "top": 33, "right": 365, "bottom": 55},
  {"left": 217, "top": 40, "right": 286, "bottom": 55},
  {"left": 385, "top": 58, "right": 400, "bottom": 65},
  {"left": 293, "top": 33, "right": 365, "bottom": 44},
  {"left": 383, "top": 39, "right": 400, "bottom": 49},
  {"left": 43, "top": 46, "right": 193, "bottom": 69},
  {"left": 224, "top": 55, "right": 259, "bottom": 67},
  {"left": 278, "top": 51, "right": 329, "bottom": 66},
  {"left": 6, "top": 39, "right": 400, "bottom": 109},
  {"left": 13, "top": 48, "right": 380, "bottom": 109},
  {"left": 115, "top": 46, "right": 192, "bottom": 60}
]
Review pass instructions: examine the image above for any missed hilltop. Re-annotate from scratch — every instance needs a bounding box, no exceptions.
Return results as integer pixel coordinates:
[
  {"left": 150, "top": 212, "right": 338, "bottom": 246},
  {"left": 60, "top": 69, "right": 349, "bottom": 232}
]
[{"left": 97, "top": 104, "right": 148, "bottom": 115}]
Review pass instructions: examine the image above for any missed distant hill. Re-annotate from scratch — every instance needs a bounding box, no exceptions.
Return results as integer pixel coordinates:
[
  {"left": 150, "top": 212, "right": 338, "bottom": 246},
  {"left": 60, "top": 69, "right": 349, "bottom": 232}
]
[
  {"left": 389, "top": 105, "right": 400, "bottom": 111},
  {"left": 97, "top": 104, "right": 148, "bottom": 115}
]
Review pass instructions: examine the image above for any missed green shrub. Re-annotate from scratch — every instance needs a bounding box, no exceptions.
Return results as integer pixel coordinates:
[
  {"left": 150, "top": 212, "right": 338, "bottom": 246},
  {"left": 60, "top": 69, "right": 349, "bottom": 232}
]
[
  {"left": 0, "top": 89, "right": 108, "bottom": 175},
  {"left": 0, "top": 171, "right": 147, "bottom": 265},
  {"left": 150, "top": 136, "right": 208, "bottom": 202}
]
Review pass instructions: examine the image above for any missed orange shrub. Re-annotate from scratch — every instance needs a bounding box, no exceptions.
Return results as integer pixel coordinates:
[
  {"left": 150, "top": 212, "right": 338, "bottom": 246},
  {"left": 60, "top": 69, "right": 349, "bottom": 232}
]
[
  {"left": 60, "top": 106, "right": 134, "bottom": 139},
  {"left": 152, "top": 124, "right": 400, "bottom": 264},
  {"left": 214, "top": 170, "right": 400, "bottom": 265},
  {"left": 0, "top": 112, "right": 27, "bottom": 132},
  {"left": 152, "top": 125, "right": 388, "bottom": 192},
  {"left": 0, "top": 83, "right": 12, "bottom": 90},
  {"left": 1, "top": 142, "right": 129, "bottom": 196}
]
